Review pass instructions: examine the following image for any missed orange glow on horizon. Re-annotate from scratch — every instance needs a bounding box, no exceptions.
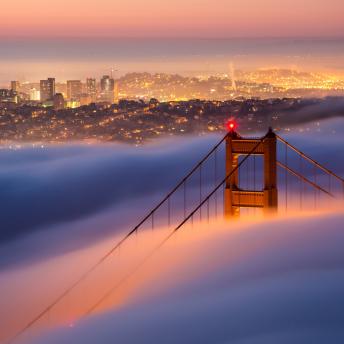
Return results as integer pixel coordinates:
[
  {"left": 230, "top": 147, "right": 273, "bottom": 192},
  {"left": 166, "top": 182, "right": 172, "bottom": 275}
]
[{"left": 0, "top": 0, "right": 344, "bottom": 38}]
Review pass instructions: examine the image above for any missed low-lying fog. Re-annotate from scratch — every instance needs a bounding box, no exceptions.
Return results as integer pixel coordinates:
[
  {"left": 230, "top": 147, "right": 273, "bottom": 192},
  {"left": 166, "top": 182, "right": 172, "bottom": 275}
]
[{"left": 0, "top": 117, "right": 343, "bottom": 343}]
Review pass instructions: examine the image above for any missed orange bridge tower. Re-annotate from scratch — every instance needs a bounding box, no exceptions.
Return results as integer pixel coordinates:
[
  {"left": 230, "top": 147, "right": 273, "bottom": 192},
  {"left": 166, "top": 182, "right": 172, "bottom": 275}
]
[{"left": 224, "top": 128, "right": 278, "bottom": 217}]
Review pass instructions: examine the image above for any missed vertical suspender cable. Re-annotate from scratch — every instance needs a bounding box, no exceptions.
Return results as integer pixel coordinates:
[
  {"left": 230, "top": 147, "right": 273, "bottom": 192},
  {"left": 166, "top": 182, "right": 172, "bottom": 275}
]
[
  {"left": 199, "top": 163, "right": 202, "bottom": 221},
  {"left": 285, "top": 142, "right": 288, "bottom": 213},
  {"left": 168, "top": 197, "right": 171, "bottom": 228},
  {"left": 214, "top": 148, "right": 217, "bottom": 218},
  {"left": 207, "top": 198, "right": 210, "bottom": 224},
  {"left": 314, "top": 164, "right": 317, "bottom": 210},
  {"left": 299, "top": 153, "right": 303, "bottom": 210},
  {"left": 183, "top": 180, "right": 186, "bottom": 220},
  {"left": 247, "top": 153, "right": 249, "bottom": 191}
]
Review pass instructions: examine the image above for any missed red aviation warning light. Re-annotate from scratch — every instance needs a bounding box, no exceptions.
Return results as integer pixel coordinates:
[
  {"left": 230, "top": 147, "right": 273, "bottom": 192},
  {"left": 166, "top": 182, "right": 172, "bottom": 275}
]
[{"left": 226, "top": 119, "right": 237, "bottom": 132}]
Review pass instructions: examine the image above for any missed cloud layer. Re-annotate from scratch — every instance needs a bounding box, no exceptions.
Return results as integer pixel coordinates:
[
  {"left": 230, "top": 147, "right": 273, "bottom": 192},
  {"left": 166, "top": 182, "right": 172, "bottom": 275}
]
[
  {"left": 0, "top": 118, "right": 343, "bottom": 343},
  {"left": 9, "top": 212, "right": 344, "bottom": 344}
]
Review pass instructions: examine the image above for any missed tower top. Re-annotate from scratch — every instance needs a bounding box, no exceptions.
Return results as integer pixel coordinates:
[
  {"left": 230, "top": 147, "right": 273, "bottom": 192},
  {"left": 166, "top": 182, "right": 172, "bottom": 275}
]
[{"left": 266, "top": 127, "right": 276, "bottom": 138}]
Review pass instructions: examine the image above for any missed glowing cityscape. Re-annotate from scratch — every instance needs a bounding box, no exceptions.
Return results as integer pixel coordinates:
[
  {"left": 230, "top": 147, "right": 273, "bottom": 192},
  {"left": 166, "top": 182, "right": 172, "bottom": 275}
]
[{"left": 0, "top": 1, "right": 344, "bottom": 344}]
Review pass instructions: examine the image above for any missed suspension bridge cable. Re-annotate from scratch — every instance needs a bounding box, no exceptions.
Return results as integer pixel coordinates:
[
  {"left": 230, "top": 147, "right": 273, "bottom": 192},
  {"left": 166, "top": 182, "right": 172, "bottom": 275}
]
[
  {"left": 89, "top": 131, "right": 343, "bottom": 319},
  {"left": 277, "top": 161, "right": 334, "bottom": 198},
  {"left": 12, "top": 132, "right": 339, "bottom": 343},
  {"left": 6, "top": 133, "right": 229, "bottom": 344},
  {"left": 276, "top": 135, "right": 344, "bottom": 183},
  {"left": 81, "top": 136, "right": 267, "bottom": 317}
]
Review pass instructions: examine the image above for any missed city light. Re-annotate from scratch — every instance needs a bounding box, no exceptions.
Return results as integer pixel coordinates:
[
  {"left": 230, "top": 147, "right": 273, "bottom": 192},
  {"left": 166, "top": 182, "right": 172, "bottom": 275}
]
[{"left": 1, "top": 1, "right": 344, "bottom": 343}]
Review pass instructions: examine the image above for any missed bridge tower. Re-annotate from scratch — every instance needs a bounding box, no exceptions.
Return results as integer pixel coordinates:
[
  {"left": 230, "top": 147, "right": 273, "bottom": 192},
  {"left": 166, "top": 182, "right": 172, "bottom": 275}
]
[{"left": 224, "top": 127, "right": 278, "bottom": 217}]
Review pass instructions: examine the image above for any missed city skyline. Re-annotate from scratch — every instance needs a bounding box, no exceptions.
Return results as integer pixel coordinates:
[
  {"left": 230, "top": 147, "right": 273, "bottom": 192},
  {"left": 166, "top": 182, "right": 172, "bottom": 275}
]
[
  {"left": 2, "top": 68, "right": 344, "bottom": 106},
  {"left": 1, "top": 1, "right": 344, "bottom": 344},
  {"left": 1, "top": 37, "right": 344, "bottom": 87}
]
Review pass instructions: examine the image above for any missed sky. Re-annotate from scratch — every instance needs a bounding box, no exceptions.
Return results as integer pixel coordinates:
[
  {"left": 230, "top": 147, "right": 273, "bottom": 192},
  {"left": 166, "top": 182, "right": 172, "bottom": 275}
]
[
  {"left": 1, "top": 0, "right": 344, "bottom": 84},
  {"left": 1, "top": 0, "right": 344, "bottom": 38}
]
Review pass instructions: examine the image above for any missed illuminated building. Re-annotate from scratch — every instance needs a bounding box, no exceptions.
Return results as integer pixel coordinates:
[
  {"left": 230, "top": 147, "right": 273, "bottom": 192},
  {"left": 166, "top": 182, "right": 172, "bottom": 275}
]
[
  {"left": 67, "top": 80, "right": 82, "bottom": 100},
  {"left": 53, "top": 93, "right": 65, "bottom": 110},
  {"left": 40, "top": 78, "right": 55, "bottom": 101},
  {"left": 86, "top": 78, "right": 97, "bottom": 101},
  {"left": 114, "top": 81, "right": 119, "bottom": 104},
  {"left": 66, "top": 100, "right": 80, "bottom": 108},
  {"left": 80, "top": 94, "right": 92, "bottom": 106},
  {"left": 29, "top": 88, "right": 40, "bottom": 101},
  {"left": 11, "top": 81, "right": 20, "bottom": 93},
  {"left": 0, "top": 89, "right": 17, "bottom": 103},
  {"left": 100, "top": 75, "right": 115, "bottom": 103}
]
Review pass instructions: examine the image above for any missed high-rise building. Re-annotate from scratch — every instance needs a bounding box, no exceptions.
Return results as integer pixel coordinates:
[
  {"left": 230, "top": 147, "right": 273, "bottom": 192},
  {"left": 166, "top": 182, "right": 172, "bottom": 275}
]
[
  {"left": 114, "top": 81, "right": 119, "bottom": 104},
  {"left": 40, "top": 78, "right": 55, "bottom": 101},
  {"left": 11, "top": 81, "right": 20, "bottom": 93},
  {"left": 100, "top": 75, "right": 114, "bottom": 92},
  {"left": 86, "top": 78, "right": 97, "bottom": 101},
  {"left": 67, "top": 80, "right": 82, "bottom": 100},
  {"left": 53, "top": 93, "right": 65, "bottom": 110},
  {"left": 100, "top": 75, "right": 115, "bottom": 103},
  {"left": 29, "top": 88, "right": 40, "bottom": 101},
  {"left": 229, "top": 62, "right": 237, "bottom": 91}
]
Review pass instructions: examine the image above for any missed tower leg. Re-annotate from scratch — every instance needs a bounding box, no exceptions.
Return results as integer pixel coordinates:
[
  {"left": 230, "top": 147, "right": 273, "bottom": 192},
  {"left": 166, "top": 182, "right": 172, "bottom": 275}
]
[
  {"left": 263, "top": 189, "right": 278, "bottom": 215},
  {"left": 263, "top": 129, "right": 278, "bottom": 215},
  {"left": 224, "top": 135, "right": 240, "bottom": 218},
  {"left": 224, "top": 188, "right": 240, "bottom": 218}
]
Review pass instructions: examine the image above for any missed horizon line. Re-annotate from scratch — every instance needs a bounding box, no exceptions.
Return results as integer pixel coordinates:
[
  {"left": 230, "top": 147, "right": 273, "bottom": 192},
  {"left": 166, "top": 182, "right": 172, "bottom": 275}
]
[{"left": 1, "top": 35, "right": 344, "bottom": 40}]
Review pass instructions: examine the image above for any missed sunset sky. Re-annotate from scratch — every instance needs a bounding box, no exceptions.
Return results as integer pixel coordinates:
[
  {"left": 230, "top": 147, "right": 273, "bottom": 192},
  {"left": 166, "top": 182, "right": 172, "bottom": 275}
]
[{"left": 1, "top": 0, "right": 344, "bottom": 38}]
